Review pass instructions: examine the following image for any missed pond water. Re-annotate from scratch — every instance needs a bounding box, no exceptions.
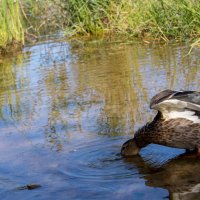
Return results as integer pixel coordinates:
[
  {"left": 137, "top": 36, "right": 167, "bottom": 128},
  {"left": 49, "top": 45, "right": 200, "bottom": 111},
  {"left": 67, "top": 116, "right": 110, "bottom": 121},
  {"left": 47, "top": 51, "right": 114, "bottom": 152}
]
[{"left": 0, "top": 37, "right": 200, "bottom": 200}]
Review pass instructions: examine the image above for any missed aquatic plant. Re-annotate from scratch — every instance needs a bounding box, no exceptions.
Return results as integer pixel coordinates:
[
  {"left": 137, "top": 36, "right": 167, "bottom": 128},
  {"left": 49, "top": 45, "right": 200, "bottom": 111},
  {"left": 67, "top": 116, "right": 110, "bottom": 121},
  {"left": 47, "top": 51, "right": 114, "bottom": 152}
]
[{"left": 0, "top": 0, "right": 24, "bottom": 52}]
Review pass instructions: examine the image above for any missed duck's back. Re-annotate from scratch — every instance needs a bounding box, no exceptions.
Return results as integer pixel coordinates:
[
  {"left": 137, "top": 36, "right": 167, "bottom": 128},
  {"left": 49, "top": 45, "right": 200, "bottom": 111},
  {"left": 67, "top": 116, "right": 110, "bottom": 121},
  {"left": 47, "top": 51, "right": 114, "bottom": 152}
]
[{"left": 147, "top": 90, "right": 200, "bottom": 149}]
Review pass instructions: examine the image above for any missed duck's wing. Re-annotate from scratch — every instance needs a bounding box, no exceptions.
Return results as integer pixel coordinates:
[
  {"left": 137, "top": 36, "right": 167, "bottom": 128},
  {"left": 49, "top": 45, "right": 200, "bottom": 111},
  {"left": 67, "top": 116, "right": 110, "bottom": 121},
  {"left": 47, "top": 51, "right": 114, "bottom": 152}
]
[{"left": 150, "top": 90, "right": 200, "bottom": 122}]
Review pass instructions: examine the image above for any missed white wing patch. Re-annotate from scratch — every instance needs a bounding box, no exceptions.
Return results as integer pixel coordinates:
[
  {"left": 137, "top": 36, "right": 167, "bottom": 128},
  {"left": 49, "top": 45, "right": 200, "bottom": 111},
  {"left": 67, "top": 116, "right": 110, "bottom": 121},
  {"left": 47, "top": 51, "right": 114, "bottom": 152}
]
[
  {"left": 152, "top": 99, "right": 200, "bottom": 123},
  {"left": 165, "top": 110, "right": 200, "bottom": 123}
]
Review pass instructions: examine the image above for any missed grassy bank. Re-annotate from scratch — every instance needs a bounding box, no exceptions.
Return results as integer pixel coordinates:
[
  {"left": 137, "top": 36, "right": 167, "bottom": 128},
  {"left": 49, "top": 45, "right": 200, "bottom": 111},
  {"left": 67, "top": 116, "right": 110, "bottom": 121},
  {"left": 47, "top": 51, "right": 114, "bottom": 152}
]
[
  {"left": 65, "top": 0, "right": 200, "bottom": 42},
  {"left": 0, "top": 0, "right": 200, "bottom": 54},
  {"left": 0, "top": 0, "right": 24, "bottom": 53}
]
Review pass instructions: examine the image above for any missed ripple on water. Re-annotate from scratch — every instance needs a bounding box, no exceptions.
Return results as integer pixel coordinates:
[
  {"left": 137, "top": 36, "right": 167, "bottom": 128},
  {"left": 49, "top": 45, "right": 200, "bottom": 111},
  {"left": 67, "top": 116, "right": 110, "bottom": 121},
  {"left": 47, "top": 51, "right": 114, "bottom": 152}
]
[
  {"left": 58, "top": 137, "right": 140, "bottom": 182},
  {"left": 55, "top": 136, "right": 186, "bottom": 183},
  {"left": 45, "top": 137, "right": 171, "bottom": 200}
]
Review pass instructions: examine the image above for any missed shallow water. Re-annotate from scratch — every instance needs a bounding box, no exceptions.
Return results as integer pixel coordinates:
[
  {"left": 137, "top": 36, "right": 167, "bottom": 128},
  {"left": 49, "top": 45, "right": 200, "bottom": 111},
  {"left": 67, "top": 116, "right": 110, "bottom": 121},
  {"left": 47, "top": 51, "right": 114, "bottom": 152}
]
[{"left": 0, "top": 37, "right": 200, "bottom": 200}]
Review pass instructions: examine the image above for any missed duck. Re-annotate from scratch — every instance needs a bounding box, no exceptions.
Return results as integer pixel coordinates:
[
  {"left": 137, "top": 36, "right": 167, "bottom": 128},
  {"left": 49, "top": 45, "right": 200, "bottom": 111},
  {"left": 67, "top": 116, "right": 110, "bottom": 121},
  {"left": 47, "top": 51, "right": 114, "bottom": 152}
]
[{"left": 121, "top": 89, "right": 200, "bottom": 157}]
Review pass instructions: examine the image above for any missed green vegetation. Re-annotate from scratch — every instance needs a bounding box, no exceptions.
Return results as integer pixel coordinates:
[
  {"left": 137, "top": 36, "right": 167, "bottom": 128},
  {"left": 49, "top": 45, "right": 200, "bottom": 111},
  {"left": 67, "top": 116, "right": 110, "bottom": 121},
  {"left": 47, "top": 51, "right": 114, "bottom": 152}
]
[
  {"left": 0, "top": 0, "right": 66, "bottom": 54},
  {"left": 65, "top": 0, "right": 200, "bottom": 41},
  {"left": 0, "top": 0, "right": 200, "bottom": 54},
  {"left": 0, "top": 0, "right": 24, "bottom": 53},
  {"left": 22, "top": 0, "right": 66, "bottom": 35},
  {"left": 148, "top": 0, "right": 200, "bottom": 41},
  {"left": 65, "top": 0, "right": 144, "bottom": 37}
]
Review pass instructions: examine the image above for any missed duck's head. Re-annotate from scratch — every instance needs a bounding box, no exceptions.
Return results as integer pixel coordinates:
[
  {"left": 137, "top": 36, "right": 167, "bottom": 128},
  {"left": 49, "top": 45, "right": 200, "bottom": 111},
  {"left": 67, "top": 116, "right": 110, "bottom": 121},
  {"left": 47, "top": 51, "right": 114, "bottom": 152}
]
[{"left": 121, "top": 138, "right": 140, "bottom": 157}]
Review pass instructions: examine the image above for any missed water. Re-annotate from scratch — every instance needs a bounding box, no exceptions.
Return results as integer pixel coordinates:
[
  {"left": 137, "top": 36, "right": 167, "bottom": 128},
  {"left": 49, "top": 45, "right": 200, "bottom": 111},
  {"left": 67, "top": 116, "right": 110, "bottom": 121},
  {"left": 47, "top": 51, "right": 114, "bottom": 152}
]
[{"left": 0, "top": 37, "right": 200, "bottom": 200}]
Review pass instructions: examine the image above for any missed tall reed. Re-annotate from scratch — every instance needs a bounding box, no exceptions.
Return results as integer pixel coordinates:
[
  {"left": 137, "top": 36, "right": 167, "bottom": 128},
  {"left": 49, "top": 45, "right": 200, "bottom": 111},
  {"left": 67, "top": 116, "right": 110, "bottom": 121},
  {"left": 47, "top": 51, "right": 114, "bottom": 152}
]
[{"left": 0, "top": 0, "right": 24, "bottom": 51}]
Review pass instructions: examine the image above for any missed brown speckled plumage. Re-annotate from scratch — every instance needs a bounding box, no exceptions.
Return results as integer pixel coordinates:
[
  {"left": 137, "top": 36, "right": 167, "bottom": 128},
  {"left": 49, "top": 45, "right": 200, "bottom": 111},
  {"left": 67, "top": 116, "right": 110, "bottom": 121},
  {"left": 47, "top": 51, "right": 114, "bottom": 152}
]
[
  {"left": 121, "top": 90, "right": 200, "bottom": 156},
  {"left": 135, "top": 112, "right": 200, "bottom": 149}
]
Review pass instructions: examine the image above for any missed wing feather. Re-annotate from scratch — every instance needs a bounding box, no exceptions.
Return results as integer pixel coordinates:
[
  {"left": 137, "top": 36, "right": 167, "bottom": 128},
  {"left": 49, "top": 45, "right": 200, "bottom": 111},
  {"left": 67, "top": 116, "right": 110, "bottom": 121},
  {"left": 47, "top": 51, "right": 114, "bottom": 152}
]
[{"left": 150, "top": 90, "right": 200, "bottom": 122}]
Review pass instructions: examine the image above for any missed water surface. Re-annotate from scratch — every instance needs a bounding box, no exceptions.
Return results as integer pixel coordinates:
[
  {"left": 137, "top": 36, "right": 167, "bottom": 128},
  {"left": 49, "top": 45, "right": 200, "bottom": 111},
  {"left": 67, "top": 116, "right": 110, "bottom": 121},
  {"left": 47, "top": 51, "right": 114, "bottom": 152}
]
[{"left": 0, "top": 38, "right": 200, "bottom": 200}]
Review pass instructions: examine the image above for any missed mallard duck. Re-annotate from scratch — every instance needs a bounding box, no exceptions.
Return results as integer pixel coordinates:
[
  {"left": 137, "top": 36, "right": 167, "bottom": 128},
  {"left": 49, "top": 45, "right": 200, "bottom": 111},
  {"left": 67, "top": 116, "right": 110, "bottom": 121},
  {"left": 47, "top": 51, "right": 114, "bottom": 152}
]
[{"left": 121, "top": 90, "right": 200, "bottom": 157}]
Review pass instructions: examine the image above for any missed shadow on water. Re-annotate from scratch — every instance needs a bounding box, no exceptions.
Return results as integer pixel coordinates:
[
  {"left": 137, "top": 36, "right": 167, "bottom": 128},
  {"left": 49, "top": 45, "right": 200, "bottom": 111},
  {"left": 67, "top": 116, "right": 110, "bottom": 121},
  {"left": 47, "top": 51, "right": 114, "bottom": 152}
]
[{"left": 0, "top": 37, "right": 200, "bottom": 199}]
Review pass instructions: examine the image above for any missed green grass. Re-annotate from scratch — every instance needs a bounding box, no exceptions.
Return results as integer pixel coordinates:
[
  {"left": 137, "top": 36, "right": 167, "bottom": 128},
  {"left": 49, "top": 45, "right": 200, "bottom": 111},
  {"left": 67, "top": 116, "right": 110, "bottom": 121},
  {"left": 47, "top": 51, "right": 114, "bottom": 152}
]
[
  {"left": 64, "top": 0, "right": 200, "bottom": 42},
  {"left": 1, "top": 0, "right": 200, "bottom": 54},
  {"left": 65, "top": 0, "right": 144, "bottom": 37},
  {"left": 148, "top": 0, "right": 200, "bottom": 41},
  {"left": 0, "top": 0, "right": 24, "bottom": 52}
]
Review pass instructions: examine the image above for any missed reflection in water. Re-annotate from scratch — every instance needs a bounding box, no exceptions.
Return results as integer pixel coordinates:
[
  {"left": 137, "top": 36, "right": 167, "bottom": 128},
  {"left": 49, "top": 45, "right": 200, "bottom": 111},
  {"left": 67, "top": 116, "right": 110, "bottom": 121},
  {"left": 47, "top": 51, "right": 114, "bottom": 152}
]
[
  {"left": 124, "top": 152, "right": 200, "bottom": 200},
  {"left": 1, "top": 40, "right": 200, "bottom": 139},
  {"left": 0, "top": 38, "right": 200, "bottom": 199}
]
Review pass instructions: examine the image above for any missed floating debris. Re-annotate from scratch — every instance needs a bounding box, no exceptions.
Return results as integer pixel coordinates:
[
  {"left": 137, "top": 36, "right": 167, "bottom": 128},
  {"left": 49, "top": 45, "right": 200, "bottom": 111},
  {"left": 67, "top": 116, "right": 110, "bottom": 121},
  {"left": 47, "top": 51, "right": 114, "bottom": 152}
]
[{"left": 17, "top": 184, "right": 41, "bottom": 190}]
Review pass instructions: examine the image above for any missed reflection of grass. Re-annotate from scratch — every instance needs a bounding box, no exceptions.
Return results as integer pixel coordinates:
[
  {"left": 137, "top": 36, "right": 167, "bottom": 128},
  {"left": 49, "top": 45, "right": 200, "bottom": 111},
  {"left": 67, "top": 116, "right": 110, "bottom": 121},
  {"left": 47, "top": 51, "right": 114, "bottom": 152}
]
[
  {"left": 0, "top": 53, "right": 25, "bottom": 120},
  {"left": 0, "top": 0, "right": 24, "bottom": 52},
  {"left": 70, "top": 43, "right": 149, "bottom": 134},
  {"left": 0, "top": 39, "right": 199, "bottom": 147}
]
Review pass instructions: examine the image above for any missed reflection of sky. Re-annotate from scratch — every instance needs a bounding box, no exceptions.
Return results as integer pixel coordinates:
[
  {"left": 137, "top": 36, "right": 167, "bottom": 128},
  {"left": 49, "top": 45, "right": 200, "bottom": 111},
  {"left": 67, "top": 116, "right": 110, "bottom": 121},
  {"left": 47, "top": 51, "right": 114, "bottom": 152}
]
[{"left": 22, "top": 40, "right": 72, "bottom": 88}]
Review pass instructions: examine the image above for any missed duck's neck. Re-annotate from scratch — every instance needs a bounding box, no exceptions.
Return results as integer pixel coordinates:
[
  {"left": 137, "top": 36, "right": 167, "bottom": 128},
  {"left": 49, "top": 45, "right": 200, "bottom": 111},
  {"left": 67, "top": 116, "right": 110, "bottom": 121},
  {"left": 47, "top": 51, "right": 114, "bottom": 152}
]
[{"left": 134, "top": 111, "right": 163, "bottom": 148}]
